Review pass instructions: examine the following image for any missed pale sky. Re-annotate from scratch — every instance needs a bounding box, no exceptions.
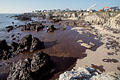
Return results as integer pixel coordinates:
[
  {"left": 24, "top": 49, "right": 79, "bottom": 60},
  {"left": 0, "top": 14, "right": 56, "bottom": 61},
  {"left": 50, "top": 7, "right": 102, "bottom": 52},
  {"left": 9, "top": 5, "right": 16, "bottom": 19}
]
[{"left": 0, "top": 0, "right": 119, "bottom": 13}]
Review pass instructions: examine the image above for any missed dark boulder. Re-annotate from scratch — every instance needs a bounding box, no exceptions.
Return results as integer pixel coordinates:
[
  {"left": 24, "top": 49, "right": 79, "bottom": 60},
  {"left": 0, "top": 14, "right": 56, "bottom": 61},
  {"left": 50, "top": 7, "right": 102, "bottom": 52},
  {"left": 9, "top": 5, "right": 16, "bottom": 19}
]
[
  {"left": 20, "top": 34, "right": 44, "bottom": 52},
  {"left": 21, "top": 34, "right": 32, "bottom": 51},
  {"left": 10, "top": 42, "right": 19, "bottom": 52},
  {"left": 7, "top": 51, "right": 54, "bottom": 80},
  {"left": 36, "top": 25, "right": 44, "bottom": 31},
  {"left": 52, "top": 17, "right": 61, "bottom": 23},
  {"left": 31, "top": 52, "right": 54, "bottom": 80},
  {"left": 7, "top": 58, "right": 32, "bottom": 80},
  {"left": 0, "top": 40, "right": 9, "bottom": 52},
  {"left": 30, "top": 37, "right": 44, "bottom": 52},
  {"left": 47, "top": 25, "right": 56, "bottom": 32},
  {"left": 6, "top": 26, "right": 14, "bottom": 32},
  {"left": 0, "top": 40, "right": 10, "bottom": 59},
  {"left": 11, "top": 34, "right": 15, "bottom": 38}
]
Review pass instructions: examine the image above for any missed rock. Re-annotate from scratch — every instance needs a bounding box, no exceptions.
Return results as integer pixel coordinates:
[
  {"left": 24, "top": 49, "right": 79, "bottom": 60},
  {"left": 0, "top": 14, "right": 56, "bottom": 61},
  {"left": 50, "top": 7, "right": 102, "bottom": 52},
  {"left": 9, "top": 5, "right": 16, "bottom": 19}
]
[
  {"left": 80, "top": 43, "right": 92, "bottom": 48},
  {"left": 12, "top": 22, "right": 14, "bottom": 24},
  {"left": 0, "top": 40, "right": 9, "bottom": 52},
  {"left": 0, "top": 40, "right": 10, "bottom": 59},
  {"left": 11, "top": 34, "right": 15, "bottom": 38},
  {"left": 10, "top": 42, "right": 19, "bottom": 52},
  {"left": 7, "top": 58, "right": 32, "bottom": 80},
  {"left": 84, "top": 14, "right": 105, "bottom": 25},
  {"left": 60, "top": 27, "right": 66, "bottom": 31},
  {"left": 7, "top": 51, "right": 54, "bottom": 80},
  {"left": 52, "top": 18, "right": 61, "bottom": 23},
  {"left": 103, "top": 14, "right": 120, "bottom": 32},
  {"left": 20, "top": 23, "right": 45, "bottom": 31},
  {"left": 90, "top": 42, "right": 95, "bottom": 47},
  {"left": 31, "top": 52, "right": 54, "bottom": 80},
  {"left": 58, "top": 67, "right": 99, "bottom": 80},
  {"left": 30, "top": 37, "right": 44, "bottom": 52},
  {"left": 11, "top": 38, "right": 16, "bottom": 40},
  {"left": 0, "top": 34, "right": 45, "bottom": 60},
  {"left": 17, "top": 16, "right": 31, "bottom": 21},
  {"left": 47, "top": 25, "right": 56, "bottom": 32},
  {"left": 58, "top": 67, "right": 120, "bottom": 80},
  {"left": 21, "top": 34, "right": 32, "bottom": 51},
  {"left": 36, "top": 25, "right": 44, "bottom": 31},
  {"left": 6, "top": 26, "right": 14, "bottom": 32},
  {"left": 77, "top": 40, "right": 83, "bottom": 43},
  {"left": 21, "top": 34, "right": 44, "bottom": 52},
  {"left": 91, "top": 72, "right": 120, "bottom": 80}
]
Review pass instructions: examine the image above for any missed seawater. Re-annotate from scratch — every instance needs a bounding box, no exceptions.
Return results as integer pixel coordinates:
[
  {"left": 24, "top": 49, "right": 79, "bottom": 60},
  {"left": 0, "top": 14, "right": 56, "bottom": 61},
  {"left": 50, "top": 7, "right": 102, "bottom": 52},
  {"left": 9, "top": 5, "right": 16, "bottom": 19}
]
[{"left": 0, "top": 14, "right": 24, "bottom": 30}]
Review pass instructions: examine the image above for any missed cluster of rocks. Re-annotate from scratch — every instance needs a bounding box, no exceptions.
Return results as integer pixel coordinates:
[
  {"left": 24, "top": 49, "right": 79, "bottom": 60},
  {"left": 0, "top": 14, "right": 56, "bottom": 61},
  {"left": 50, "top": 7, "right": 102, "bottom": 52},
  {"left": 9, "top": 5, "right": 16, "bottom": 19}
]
[
  {"left": 49, "top": 17, "right": 62, "bottom": 23},
  {"left": 20, "top": 22, "right": 45, "bottom": 31},
  {"left": 19, "top": 22, "right": 57, "bottom": 32},
  {"left": 60, "top": 20, "right": 91, "bottom": 27},
  {"left": 84, "top": 13, "right": 105, "bottom": 25},
  {"left": 15, "top": 14, "right": 32, "bottom": 21},
  {"left": 84, "top": 12, "right": 120, "bottom": 33},
  {"left": 103, "top": 13, "right": 120, "bottom": 33},
  {"left": 105, "top": 38, "right": 120, "bottom": 53},
  {"left": 58, "top": 67, "right": 120, "bottom": 80},
  {"left": 0, "top": 34, "right": 44, "bottom": 59},
  {"left": 7, "top": 51, "right": 54, "bottom": 80},
  {"left": 20, "top": 34, "right": 44, "bottom": 52}
]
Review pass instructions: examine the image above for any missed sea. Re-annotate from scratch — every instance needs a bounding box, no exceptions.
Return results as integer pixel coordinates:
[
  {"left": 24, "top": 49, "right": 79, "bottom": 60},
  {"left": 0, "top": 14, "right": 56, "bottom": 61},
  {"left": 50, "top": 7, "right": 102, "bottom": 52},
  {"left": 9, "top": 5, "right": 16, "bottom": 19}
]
[{"left": 0, "top": 14, "right": 25, "bottom": 30}]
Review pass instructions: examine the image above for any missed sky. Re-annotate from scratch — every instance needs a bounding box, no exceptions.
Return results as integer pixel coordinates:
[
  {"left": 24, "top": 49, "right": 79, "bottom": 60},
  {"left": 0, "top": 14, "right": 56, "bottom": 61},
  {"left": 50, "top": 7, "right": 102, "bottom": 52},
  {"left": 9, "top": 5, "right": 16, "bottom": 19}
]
[{"left": 0, "top": 0, "right": 120, "bottom": 13}]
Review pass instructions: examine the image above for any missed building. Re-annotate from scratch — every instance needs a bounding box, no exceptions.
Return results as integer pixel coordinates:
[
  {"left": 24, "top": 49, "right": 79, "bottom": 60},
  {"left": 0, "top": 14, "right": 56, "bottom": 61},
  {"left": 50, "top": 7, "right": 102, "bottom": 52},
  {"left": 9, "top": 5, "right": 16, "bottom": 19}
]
[{"left": 110, "top": 6, "right": 119, "bottom": 11}]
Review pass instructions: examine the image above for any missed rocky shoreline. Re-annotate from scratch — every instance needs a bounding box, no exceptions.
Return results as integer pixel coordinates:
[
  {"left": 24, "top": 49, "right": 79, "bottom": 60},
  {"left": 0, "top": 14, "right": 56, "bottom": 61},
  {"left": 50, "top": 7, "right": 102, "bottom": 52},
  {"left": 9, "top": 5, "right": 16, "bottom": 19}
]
[{"left": 0, "top": 11, "right": 120, "bottom": 80}]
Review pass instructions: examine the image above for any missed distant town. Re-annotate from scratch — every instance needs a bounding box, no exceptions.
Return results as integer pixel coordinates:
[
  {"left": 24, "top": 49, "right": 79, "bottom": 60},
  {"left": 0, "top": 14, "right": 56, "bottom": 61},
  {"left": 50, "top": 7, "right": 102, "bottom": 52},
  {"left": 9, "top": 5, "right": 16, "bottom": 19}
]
[{"left": 33, "top": 5, "right": 120, "bottom": 13}]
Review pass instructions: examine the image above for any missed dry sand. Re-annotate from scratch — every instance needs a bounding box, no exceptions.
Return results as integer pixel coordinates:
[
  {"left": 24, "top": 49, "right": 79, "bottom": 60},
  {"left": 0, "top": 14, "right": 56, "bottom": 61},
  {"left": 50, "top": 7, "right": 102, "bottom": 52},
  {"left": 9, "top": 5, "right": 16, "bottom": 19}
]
[{"left": 71, "top": 25, "right": 120, "bottom": 74}]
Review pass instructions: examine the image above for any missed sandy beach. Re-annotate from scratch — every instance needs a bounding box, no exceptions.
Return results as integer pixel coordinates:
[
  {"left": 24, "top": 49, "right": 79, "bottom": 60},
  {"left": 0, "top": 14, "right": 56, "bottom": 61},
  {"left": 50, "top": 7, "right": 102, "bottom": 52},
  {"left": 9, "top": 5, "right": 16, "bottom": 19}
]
[{"left": 72, "top": 25, "right": 120, "bottom": 73}]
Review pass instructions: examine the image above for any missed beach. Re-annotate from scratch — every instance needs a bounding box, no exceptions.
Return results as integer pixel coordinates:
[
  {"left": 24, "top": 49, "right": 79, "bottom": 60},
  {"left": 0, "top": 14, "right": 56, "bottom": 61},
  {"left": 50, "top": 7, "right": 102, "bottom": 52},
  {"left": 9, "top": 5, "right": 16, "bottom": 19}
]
[{"left": 0, "top": 11, "right": 120, "bottom": 80}]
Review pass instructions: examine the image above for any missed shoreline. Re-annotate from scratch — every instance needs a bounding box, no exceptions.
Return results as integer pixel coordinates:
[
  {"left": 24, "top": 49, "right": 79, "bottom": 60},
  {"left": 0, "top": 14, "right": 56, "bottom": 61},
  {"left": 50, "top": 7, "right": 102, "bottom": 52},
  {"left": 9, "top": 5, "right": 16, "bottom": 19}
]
[
  {"left": 72, "top": 25, "right": 120, "bottom": 74},
  {"left": 0, "top": 12, "right": 120, "bottom": 80}
]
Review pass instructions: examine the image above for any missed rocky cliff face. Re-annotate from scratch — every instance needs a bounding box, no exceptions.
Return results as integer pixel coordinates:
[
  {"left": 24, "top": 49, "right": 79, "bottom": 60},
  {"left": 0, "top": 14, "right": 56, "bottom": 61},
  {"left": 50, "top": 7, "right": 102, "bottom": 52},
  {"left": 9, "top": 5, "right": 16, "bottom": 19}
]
[
  {"left": 84, "top": 12, "right": 120, "bottom": 33},
  {"left": 57, "top": 67, "right": 120, "bottom": 80},
  {"left": 103, "top": 13, "right": 120, "bottom": 31},
  {"left": 84, "top": 13, "right": 105, "bottom": 25}
]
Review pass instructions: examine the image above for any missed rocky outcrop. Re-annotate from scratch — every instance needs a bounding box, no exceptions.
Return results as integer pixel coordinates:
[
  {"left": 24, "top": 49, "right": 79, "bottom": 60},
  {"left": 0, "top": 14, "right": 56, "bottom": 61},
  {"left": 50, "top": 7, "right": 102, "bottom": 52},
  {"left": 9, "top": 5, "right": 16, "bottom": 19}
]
[
  {"left": 0, "top": 34, "right": 44, "bottom": 60},
  {"left": 20, "top": 23, "right": 45, "bottom": 31},
  {"left": 91, "top": 72, "right": 120, "bottom": 80},
  {"left": 103, "top": 13, "right": 120, "bottom": 33},
  {"left": 84, "top": 13, "right": 120, "bottom": 33},
  {"left": 30, "top": 37, "right": 45, "bottom": 52},
  {"left": 7, "top": 51, "right": 54, "bottom": 80},
  {"left": 58, "top": 67, "right": 120, "bottom": 80},
  {"left": 59, "top": 20, "right": 91, "bottom": 27},
  {"left": 6, "top": 26, "right": 14, "bottom": 32},
  {"left": 46, "top": 25, "right": 56, "bottom": 32},
  {"left": 0, "top": 40, "right": 10, "bottom": 59},
  {"left": 20, "top": 34, "right": 44, "bottom": 52},
  {"left": 84, "top": 13, "right": 105, "bottom": 25},
  {"left": 15, "top": 15, "right": 31, "bottom": 21}
]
